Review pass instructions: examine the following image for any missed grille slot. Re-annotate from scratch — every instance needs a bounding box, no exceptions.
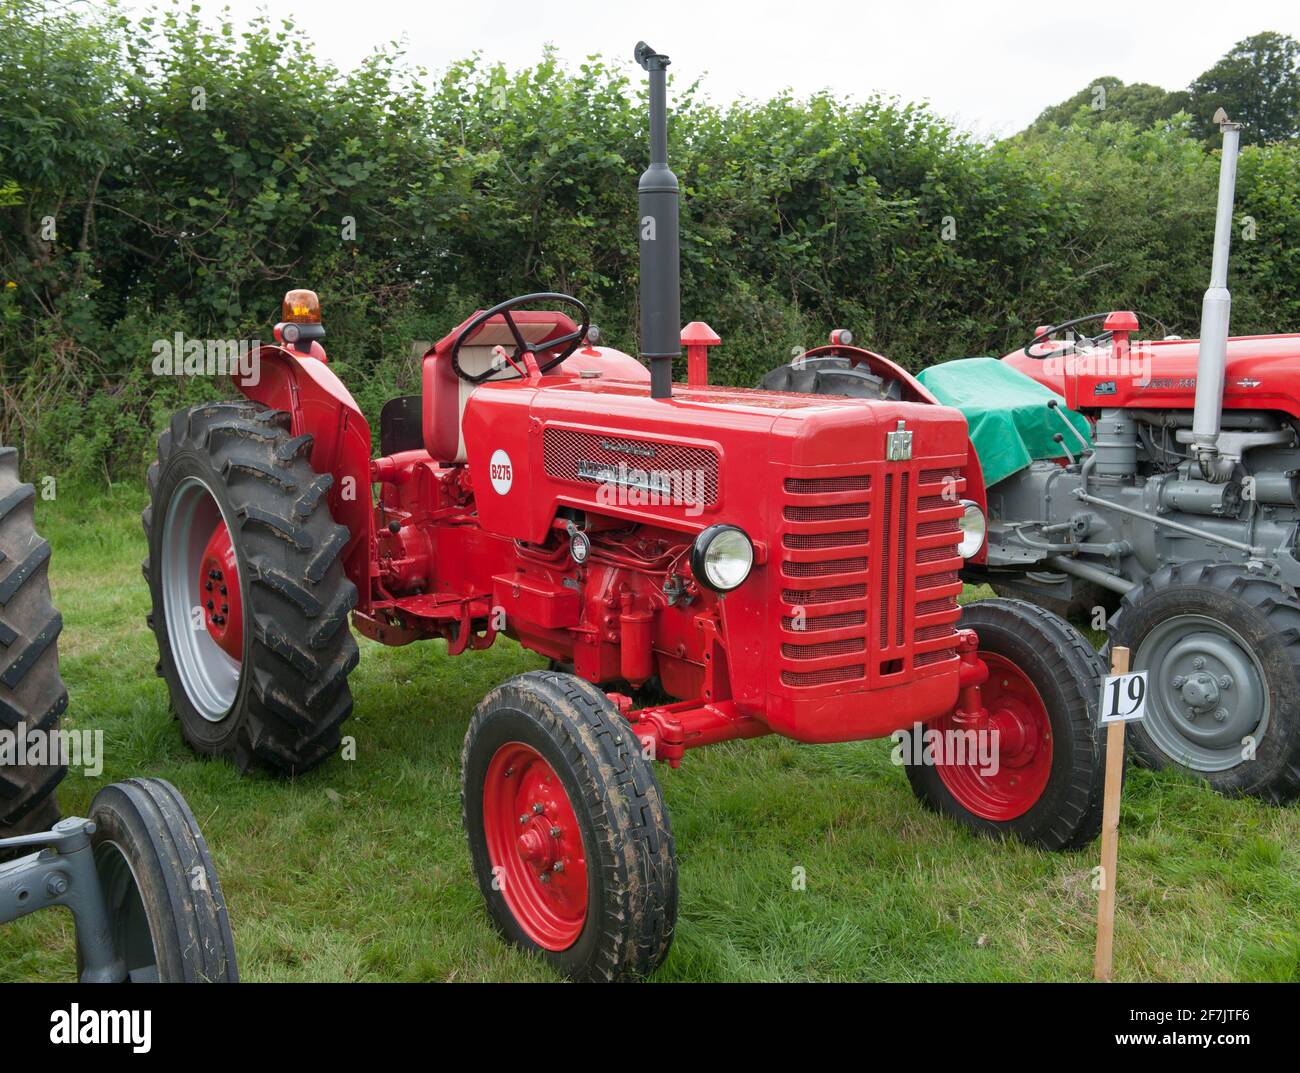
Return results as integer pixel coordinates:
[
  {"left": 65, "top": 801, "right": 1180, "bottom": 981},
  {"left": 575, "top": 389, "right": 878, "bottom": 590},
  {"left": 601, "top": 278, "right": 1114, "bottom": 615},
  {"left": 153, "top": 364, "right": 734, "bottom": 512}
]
[
  {"left": 781, "top": 637, "right": 866, "bottom": 660},
  {"left": 781, "top": 610, "right": 866, "bottom": 631},
  {"left": 785, "top": 476, "right": 871, "bottom": 494},
  {"left": 783, "top": 503, "right": 869, "bottom": 522},
  {"left": 784, "top": 530, "right": 868, "bottom": 549},
  {"left": 783, "top": 556, "right": 868, "bottom": 578},
  {"left": 781, "top": 665, "right": 864, "bottom": 687},
  {"left": 782, "top": 584, "right": 867, "bottom": 606},
  {"left": 916, "top": 596, "right": 959, "bottom": 617}
]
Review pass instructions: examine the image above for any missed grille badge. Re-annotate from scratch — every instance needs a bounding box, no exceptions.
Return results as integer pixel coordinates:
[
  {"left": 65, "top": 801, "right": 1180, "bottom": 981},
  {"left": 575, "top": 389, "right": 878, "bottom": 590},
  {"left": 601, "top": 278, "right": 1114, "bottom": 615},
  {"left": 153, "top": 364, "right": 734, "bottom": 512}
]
[{"left": 886, "top": 420, "right": 913, "bottom": 462}]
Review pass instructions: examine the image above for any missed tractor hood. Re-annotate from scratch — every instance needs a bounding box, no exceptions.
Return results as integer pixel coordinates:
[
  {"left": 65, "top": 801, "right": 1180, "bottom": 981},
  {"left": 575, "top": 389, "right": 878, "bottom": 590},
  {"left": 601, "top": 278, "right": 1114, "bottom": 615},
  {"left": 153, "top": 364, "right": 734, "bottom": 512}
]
[
  {"left": 461, "top": 377, "right": 970, "bottom": 545},
  {"left": 1003, "top": 333, "right": 1300, "bottom": 420}
]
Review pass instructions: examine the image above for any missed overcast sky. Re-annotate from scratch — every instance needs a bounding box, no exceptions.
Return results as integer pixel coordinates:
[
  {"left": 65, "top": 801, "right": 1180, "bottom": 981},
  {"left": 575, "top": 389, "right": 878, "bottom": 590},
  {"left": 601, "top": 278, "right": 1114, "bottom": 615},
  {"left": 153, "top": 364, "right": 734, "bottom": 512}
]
[{"left": 112, "top": 0, "right": 1300, "bottom": 136}]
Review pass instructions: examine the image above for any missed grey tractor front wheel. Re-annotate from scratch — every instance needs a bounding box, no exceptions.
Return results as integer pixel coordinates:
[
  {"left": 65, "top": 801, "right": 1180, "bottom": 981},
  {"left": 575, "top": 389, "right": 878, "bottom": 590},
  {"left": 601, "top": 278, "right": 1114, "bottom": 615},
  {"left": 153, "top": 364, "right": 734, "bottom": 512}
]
[{"left": 1108, "top": 562, "right": 1300, "bottom": 802}]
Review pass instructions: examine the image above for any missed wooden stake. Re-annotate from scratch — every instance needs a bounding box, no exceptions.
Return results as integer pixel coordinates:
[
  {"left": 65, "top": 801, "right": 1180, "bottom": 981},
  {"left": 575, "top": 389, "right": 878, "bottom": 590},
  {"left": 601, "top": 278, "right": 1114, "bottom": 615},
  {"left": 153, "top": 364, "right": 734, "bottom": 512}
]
[{"left": 1093, "top": 645, "right": 1129, "bottom": 982}]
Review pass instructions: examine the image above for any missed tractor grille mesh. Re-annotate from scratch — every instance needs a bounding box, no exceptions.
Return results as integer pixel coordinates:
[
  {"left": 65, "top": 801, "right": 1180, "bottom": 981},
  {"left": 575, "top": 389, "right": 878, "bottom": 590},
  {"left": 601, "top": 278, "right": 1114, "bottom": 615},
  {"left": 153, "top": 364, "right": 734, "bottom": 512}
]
[{"left": 542, "top": 428, "right": 719, "bottom": 507}]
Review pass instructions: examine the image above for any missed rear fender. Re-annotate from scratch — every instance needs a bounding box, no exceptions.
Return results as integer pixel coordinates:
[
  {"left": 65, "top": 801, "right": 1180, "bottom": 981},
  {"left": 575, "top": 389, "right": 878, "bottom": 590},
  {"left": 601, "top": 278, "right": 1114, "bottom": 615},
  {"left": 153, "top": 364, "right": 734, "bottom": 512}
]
[{"left": 235, "top": 345, "right": 374, "bottom": 604}]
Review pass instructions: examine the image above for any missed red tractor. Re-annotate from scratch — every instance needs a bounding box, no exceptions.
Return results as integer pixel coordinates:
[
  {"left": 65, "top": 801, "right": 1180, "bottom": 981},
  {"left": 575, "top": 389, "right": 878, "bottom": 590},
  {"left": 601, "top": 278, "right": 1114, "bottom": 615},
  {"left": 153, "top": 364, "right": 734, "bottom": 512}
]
[{"left": 142, "top": 43, "right": 1109, "bottom": 980}]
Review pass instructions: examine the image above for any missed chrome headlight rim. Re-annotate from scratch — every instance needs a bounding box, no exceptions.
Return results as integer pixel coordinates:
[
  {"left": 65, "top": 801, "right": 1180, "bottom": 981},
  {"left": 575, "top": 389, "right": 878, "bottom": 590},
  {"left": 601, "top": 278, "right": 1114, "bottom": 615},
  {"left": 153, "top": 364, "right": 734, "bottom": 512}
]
[
  {"left": 958, "top": 499, "right": 986, "bottom": 559},
  {"left": 690, "top": 524, "right": 754, "bottom": 593}
]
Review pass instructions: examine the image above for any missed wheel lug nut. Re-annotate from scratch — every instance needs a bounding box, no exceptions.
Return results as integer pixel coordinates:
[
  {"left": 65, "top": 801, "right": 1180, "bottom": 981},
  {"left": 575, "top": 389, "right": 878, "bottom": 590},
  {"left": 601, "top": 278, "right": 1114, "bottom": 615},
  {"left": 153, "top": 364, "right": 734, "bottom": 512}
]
[
  {"left": 220, "top": 586, "right": 227, "bottom": 596},
  {"left": 1215, "top": 708, "right": 1229, "bottom": 722},
  {"left": 1219, "top": 675, "right": 1233, "bottom": 689},
  {"left": 206, "top": 600, "right": 214, "bottom": 610},
  {"left": 221, "top": 604, "right": 228, "bottom": 614},
  {"left": 539, "top": 872, "right": 551, "bottom": 884},
  {"left": 1172, "top": 675, "right": 1185, "bottom": 688},
  {"left": 1192, "top": 657, "right": 1206, "bottom": 669},
  {"left": 532, "top": 803, "right": 544, "bottom": 814},
  {"left": 205, "top": 581, "right": 213, "bottom": 591},
  {"left": 518, "top": 814, "right": 529, "bottom": 825},
  {"left": 552, "top": 861, "right": 565, "bottom": 873},
  {"left": 549, "top": 826, "right": 562, "bottom": 838}
]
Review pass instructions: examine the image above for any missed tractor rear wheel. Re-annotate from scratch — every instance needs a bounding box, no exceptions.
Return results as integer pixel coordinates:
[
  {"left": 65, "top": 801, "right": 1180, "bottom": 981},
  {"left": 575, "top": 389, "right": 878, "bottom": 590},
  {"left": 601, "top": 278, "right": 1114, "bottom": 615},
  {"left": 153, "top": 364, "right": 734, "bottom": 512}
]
[
  {"left": 79, "top": 777, "right": 238, "bottom": 982},
  {"left": 143, "top": 401, "right": 358, "bottom": 774},
  {"left": 461, "top": 670, "right": 677, "bottom": 981},
  {"left": 758, "top": 354, "right": 900, "bottom": 399},
  {"left": 902, "top": 598, "right": 1108, "bottom": 850},
  {"left": 0, "top": 444, "right": 67, "bottom": 839},
  {"left": 1108, "top": 562, "right": 1300, "bottom": 802}
]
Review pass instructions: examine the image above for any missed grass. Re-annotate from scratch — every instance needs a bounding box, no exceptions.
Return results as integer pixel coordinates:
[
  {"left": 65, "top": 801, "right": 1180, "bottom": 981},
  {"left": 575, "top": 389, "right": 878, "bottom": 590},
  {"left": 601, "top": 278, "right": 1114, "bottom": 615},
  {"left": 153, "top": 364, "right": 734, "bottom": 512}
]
[{"left": 2, "top": 480, "right": 1299, "bottom": 982}]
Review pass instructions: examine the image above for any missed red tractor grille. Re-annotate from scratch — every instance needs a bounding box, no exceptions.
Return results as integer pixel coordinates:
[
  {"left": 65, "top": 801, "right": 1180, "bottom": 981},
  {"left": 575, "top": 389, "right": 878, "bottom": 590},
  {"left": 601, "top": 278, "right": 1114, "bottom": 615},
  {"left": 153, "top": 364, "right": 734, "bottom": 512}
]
[
  {"left": 777, "top": 467, "right": 874, "bottom": 692},
  {"left": 776, "top": 453, "right": 964, "bottom": 693},
  {"left": 542, "top": 427, "right": 719, "bottom": 507}
]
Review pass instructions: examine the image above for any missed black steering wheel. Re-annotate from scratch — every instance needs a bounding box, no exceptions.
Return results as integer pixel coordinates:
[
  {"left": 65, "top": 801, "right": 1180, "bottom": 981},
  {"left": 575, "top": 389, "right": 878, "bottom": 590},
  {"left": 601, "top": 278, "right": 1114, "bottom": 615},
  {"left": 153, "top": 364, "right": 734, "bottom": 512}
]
[
  {"left": 450, "top": 292, "right": 590, "bottom": 383},
  {"left": 1023, "top": 313, "right": 1116, "bottom": 360}
]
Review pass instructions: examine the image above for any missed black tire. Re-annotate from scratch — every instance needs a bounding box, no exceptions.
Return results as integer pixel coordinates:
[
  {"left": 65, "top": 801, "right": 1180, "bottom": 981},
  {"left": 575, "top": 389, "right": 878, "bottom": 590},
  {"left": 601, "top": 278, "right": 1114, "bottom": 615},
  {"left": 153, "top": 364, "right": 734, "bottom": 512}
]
[
  {"left": 0, "top": 444, "right": 67, "bottom": 837},
  {"left": 461, "top": 670, "right": 677, "bottom": 981},
  {"left": 758, "top": 354, "right": 900, "bottom": 399},
  {"left": 904, "top": 598, "right": 1108, "bottom": 850},
  {"left": 143, "top": 401, "right": 358, "bottom": 774},
  {"left": 1108, "top": 562, "right": 1300, "bottom": 802},
  {"left": 81, "top": 777, "right": 238, "bottom": 982}
]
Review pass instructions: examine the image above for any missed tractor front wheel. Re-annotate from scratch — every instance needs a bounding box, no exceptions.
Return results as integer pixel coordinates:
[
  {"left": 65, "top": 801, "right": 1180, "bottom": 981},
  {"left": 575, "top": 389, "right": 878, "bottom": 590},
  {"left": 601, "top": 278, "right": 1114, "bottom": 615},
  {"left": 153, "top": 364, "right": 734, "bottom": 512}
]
[
  {"left": 143, "top": 402, "right": 358, "bottom": 774},
  {"left": 903, "top": 598, "right": 1108, "bottom": 850},
  {"left": 461, "top": 671, "right": 677, "bottom": 981}
]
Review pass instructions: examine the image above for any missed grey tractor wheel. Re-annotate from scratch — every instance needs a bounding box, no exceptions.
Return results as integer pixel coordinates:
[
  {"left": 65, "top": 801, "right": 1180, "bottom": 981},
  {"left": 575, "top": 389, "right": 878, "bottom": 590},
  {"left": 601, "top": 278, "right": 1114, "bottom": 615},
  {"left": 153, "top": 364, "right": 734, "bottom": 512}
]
[
  {"left": 1108, "top": 562, "right": 1300, "bottom": 802},
  {"left": 758, "top": 354, "right": 901, "bottom": 399},
  {"left": 143, "top": 401, "right": 358, "bottom": 774},
  {"left": 0, "top": 444, "right": 67, "bottom": 838},
  {"left": 461, "top": 670, "right": 677, "bottom": 981},
  {"left": 79, "top": 777, "right": 238, "bottom": 981}
]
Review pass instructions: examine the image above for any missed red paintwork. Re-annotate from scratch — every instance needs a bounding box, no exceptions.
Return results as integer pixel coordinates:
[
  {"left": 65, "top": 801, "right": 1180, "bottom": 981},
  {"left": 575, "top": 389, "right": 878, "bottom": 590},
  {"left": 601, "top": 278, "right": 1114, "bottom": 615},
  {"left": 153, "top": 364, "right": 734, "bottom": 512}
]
[
  {"left": 200, "top": 521, "right": 242, "bottom": 661},
  {"left": 233, "top": 301, "right": 984, "bottom": 758},
  {"left": 934, "top": 646, "right": 1053, "bottom": 820},
  {"left": 483, "top": 742, "right": 588, "bottom": 950},
  {"left": 681, "top": 321, "right": 721, "bottom": 387},
  {"left": 1004, "top": 322, "right": 1300, "bottom": 420},
  {"left": 235, "top": 340, "right": 375, "bottom": 605}
]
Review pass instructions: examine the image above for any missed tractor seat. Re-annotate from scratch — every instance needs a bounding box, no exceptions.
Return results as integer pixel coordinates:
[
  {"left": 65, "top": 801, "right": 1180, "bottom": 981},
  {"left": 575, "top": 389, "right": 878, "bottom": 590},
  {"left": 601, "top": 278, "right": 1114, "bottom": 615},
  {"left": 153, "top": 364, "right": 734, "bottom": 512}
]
[{"left": 422, "top": 312, "right": 577, "bottom": 464}]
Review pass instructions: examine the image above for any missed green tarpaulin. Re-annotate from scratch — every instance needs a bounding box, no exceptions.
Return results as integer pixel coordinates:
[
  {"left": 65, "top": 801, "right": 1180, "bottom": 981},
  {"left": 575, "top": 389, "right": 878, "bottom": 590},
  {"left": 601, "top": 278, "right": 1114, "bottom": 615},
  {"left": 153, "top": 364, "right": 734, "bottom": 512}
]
[{"left": 916, "top": 357, "right": 1092, "bottom": 488}]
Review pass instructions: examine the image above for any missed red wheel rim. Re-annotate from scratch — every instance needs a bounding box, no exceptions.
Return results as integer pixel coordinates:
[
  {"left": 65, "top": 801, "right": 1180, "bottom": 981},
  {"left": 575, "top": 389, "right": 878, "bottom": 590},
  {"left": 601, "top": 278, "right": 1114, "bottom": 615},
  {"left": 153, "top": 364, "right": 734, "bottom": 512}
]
[
  {"left": 198, "top": 520, "right": 243, "bottom": 661},
  {"left": 482, "top": 742, "right": 589, "bottom": 951},
  {"left": 935, "top": 653, "right": 1053, "bottom": 821}
]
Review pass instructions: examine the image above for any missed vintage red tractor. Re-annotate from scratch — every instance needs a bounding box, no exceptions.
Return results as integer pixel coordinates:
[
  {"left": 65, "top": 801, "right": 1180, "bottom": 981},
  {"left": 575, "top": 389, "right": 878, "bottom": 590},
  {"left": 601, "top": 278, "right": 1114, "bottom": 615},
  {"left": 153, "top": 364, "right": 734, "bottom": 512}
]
[
  {"left": 763, "top": 112, "right": 1300, "bottom": 803},
  {"left": 142, "top": 43, "right": 1109, "bottom": 980}
]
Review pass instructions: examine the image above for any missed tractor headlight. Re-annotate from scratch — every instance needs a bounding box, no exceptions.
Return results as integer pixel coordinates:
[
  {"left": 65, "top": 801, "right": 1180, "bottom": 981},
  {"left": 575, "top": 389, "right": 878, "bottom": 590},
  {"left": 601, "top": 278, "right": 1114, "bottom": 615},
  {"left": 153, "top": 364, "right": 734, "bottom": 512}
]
[
  {"left": 958, "top": 500, "right": 986, "bottom": 559},
  {"left": 691, "top": 525, "right": 754, "bottom": 592}
]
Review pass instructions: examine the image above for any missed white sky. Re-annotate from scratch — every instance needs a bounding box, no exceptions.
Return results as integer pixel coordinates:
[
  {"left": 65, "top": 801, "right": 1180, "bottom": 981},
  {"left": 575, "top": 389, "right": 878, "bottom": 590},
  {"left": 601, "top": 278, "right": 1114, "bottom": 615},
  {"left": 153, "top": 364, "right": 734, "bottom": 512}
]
[{"left": 109, "top": 0, "right": 1300, "bottom": 136}]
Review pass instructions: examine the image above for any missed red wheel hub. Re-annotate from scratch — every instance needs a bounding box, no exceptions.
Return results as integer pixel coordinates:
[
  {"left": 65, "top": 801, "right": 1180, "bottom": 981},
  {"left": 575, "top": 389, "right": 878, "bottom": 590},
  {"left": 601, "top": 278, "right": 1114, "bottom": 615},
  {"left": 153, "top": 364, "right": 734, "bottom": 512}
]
[
  {"left": 935, "top": 653, "right": 1053, "bottom": 821},
  {"left": 482, "top": 742, "right": 588, "bottom": 951},
  {"left": 198, "top": 521, "right": 243, "bottom": 661}
]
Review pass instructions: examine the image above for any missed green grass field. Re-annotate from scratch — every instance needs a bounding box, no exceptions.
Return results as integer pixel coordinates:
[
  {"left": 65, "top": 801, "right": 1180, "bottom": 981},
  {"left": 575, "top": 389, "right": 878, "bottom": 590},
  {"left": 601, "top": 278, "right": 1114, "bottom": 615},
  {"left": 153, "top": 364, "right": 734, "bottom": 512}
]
[{"left": 3, "top": 481, "right": 1298, "bottom": 982}]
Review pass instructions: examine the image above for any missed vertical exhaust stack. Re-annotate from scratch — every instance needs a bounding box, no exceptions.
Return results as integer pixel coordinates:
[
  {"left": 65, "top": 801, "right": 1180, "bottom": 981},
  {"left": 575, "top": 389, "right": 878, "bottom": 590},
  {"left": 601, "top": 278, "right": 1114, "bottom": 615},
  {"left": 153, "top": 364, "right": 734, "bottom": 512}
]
[
  {"left": 635, "top": 41, "right": 680, "bottom": 400},
  {"left": 1191, "top": 108, "right": 1244, "bottom": 482}
]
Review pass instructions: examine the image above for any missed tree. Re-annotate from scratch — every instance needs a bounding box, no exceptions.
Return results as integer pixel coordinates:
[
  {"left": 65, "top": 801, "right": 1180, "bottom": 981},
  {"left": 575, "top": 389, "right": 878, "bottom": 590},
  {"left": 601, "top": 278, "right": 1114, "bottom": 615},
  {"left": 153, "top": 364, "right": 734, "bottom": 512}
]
[
  {"left": 1027, "top": 76, "right": 1188, "bottom": 134},
  {"left": 1188, "top": 31, "right": 1300, "bottom": 144}
]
